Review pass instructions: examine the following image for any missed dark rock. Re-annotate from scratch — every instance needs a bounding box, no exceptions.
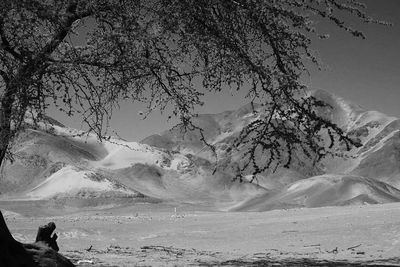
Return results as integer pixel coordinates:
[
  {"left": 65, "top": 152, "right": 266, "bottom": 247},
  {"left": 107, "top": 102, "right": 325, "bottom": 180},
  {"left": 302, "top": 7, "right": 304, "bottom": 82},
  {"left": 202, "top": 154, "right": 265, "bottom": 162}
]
[{"left": 35, "top": 222, "right": 59, "bottom": 251}]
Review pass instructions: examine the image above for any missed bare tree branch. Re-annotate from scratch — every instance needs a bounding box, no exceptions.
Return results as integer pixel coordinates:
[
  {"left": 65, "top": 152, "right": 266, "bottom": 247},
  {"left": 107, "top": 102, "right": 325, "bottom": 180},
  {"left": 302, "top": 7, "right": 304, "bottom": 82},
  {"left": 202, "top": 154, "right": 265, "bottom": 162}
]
[{"left": 0, "top": 18, "right": 23, "bottom": 61}]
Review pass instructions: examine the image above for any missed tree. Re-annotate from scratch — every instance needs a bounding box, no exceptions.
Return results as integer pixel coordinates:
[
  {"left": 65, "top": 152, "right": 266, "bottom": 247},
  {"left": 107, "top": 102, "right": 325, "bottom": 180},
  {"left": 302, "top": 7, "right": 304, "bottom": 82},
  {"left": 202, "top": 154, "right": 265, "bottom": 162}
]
[
  {"left": 0, "top": 0, "right": 384, "bottom": 176},
  {"left": 0, "top": 0, "right": 385, "bottom": 264},
  {"left": 0, "top": 0, "right": 384, "bottom": 174},
  {"left": 0, "top": 211, "right": 74, "bottom": 266}
]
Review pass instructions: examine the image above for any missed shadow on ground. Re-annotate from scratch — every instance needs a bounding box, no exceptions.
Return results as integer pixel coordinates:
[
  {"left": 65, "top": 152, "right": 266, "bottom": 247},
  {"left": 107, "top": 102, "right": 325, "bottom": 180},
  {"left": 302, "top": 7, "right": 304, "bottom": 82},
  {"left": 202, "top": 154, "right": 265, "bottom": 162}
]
[
  {"left": 216, "top": 258, "right": 400, "bottom": 266},
  {"left": 65, "top": 245, "right": 400, "bottom": 267}
]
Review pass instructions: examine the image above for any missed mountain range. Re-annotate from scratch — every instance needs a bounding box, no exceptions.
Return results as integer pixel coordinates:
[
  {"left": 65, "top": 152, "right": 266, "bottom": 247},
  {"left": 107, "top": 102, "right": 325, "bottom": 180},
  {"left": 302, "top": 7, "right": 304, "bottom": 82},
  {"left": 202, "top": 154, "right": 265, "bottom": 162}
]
[{"left": 1, "top": 90, "right": 400, "bottom": 211}]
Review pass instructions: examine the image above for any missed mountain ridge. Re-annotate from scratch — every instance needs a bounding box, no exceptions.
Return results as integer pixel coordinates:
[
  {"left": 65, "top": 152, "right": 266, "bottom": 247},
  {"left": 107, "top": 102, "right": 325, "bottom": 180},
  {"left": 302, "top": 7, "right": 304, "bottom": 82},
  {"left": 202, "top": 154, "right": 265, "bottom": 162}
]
[{"left": 1, "top": 90, "right": 400, "bottom": 211}]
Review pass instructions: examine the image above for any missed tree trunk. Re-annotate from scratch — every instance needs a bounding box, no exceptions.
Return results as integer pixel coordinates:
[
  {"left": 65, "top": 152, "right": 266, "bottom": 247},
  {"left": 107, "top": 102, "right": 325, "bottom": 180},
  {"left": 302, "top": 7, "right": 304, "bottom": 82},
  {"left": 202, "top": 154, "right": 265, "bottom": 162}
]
[
  {"left": 0, "top": 146, "right": 7, "bottom": 166},
  {"left": 0, "top": 211, "right": 75, "bottom": 267},
  {"left": 0, "top": 85, "right": 13, "bottom": 168},
  {"left": 0, "top": 211, "right": 38, "bottom": 266}
]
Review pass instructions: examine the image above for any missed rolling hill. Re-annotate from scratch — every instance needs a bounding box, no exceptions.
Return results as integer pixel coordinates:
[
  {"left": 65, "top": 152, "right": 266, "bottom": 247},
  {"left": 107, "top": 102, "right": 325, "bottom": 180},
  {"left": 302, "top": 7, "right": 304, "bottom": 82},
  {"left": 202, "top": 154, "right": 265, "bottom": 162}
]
[{"left": 1, "top": 90, "right": 400, "bottom": 211}]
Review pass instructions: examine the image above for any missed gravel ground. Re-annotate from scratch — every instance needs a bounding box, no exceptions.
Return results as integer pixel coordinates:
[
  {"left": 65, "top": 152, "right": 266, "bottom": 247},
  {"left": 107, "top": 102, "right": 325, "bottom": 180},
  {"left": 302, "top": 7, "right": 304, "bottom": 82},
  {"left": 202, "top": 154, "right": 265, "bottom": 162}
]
[{"left": 3, "top": 202, "right": 400, "bottom": 266}]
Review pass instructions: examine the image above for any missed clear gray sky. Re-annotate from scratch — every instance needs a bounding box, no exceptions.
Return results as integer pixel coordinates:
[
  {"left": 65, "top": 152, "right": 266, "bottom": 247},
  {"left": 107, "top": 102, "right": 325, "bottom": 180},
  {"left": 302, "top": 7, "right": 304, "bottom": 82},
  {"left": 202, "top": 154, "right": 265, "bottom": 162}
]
[{"left": 51, "top": 0, "right": 400, "bottom": 141}]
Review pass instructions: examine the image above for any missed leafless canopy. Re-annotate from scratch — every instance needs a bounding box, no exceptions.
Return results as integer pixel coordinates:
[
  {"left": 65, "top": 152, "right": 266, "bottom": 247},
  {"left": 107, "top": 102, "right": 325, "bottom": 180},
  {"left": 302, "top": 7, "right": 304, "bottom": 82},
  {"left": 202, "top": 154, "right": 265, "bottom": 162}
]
[{"left": 0, "top": 0, "right": 383, "bottom": 175}]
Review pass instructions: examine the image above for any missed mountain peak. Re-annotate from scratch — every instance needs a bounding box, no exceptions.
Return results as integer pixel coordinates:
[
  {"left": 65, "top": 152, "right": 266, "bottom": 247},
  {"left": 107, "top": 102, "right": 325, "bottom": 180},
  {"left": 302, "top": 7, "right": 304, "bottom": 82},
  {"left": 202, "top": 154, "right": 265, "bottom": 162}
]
[{"left": 2, "top": 90, "right": 400, "bottom": 212}]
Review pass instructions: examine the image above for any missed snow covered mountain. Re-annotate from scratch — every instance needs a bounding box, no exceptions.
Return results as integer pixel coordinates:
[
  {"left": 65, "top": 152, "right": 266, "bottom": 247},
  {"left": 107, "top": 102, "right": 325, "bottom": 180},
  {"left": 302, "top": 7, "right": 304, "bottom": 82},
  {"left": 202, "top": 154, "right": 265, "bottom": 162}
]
[
  {"left": 0, "top": 119, "right": 265, "bottom": 210},
  {"left": 1, "top": 90, "right": 400, "bottom": 211}
]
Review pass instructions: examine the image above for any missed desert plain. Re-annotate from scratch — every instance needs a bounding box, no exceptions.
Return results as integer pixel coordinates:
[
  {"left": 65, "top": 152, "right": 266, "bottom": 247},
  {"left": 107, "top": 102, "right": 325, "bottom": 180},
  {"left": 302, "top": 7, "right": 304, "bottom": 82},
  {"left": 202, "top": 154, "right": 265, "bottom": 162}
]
[{"left": 3, "top": 200, "right": 400, "bottom": 266}]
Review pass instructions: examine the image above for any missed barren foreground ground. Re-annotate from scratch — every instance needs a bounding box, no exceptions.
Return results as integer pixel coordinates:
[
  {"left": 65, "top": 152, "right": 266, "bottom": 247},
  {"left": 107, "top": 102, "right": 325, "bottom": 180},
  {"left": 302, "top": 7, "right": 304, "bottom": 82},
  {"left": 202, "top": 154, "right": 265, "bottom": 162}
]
[{"left": 3, "top": 201, "right": 400, "bottom": 266}]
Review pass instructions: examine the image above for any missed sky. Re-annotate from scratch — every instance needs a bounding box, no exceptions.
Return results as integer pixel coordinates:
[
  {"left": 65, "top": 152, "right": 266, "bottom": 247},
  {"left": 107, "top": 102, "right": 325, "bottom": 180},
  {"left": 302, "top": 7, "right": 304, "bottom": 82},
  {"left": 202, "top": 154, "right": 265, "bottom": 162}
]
[{"left": 51, "top": 0, "right": 400, "bottom": 141}]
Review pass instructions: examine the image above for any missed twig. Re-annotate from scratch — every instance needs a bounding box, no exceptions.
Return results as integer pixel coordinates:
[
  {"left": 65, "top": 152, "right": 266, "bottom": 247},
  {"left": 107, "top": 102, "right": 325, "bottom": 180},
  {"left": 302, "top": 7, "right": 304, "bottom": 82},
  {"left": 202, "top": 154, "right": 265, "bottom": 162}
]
[
  {"left": 326, "top": 247, "right": 338, "bottom": 254},
  {"left": 347, "top": 244, "right": 361, "bottom": 250}
]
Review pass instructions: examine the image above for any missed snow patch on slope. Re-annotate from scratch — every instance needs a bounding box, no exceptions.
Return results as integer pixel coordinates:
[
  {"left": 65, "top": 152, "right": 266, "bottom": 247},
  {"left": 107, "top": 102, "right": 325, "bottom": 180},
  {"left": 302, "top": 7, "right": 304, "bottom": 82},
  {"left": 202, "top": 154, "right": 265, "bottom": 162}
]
[
  {"left": 26, "top": 166, "right": 134, "bottom": 199},
  {"left": 51, "top": 124, "right": 189, "bottom": 172},
  {"left": 95, "top": 140, "right": 163, "bottom": 169}
]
